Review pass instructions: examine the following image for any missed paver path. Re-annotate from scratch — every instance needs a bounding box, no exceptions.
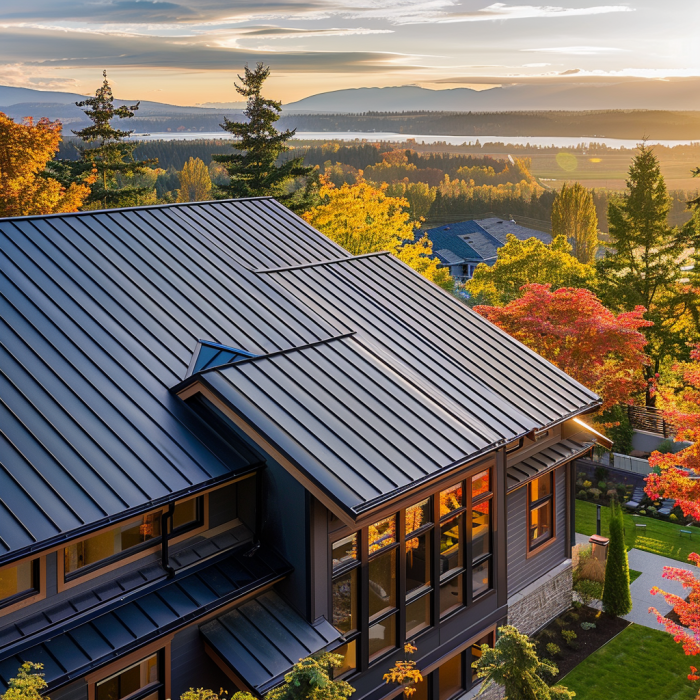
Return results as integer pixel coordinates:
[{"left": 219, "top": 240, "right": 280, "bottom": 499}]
[{"left": 575, "top": 532, "right": 693, "bottom": 630}]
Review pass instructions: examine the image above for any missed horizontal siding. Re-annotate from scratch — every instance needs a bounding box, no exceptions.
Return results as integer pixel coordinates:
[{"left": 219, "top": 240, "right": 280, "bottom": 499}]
[{"left": 507, "top": 466, "right": 568, "bottom": 596}]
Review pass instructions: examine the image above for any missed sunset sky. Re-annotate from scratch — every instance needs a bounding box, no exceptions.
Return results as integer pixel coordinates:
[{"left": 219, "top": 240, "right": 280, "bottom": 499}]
[{"left": 0, "top": 1, "right": 698, "bottom": 105}]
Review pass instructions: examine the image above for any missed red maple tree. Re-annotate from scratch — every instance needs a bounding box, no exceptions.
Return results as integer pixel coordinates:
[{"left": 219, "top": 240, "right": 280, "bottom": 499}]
[{"left": 475, "top": 283, "right": 651, "bottom": 409}]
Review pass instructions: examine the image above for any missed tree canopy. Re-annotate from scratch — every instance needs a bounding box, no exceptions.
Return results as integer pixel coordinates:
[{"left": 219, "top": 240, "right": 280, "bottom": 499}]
[
  {"left": 465, "top": 234, "right": 595, "bottom": 306},
  {"left": 0, "top": 663, "right": 47, "bottom": 700},
  {"left": 0, "top": 113, "right": 93, "bottom": 217},
  {"left": 551, "top": 182, "right": 599, "bottom": 263},
  {"left": 475, "top": 283, "right": 651, "bottom": 408},
  {"left": 176, "top": 157, "right": 212, "bottom": 203},
  {"left": 265, "top": 653, "right": 354, "bottom": 700},
  {"left": 302, "top": 176, "right": 452, "bottom": 289}
]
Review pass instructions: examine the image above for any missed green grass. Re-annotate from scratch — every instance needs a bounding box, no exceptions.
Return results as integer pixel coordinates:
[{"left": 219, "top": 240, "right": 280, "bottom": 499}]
[
  {"left": 576, "top": 500, "right": 697, "bottom": 564},
  {"left": 562, "top": 624, "right": 698, "bottom": 700},
  {"left": 629, "top": 569, "right": 642, "bottom": 584}
]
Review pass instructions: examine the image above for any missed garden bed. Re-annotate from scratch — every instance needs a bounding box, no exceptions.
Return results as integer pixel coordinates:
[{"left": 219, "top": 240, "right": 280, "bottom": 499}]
[{"left": 533, "top": 606, "right": 630, "bottom": 682}]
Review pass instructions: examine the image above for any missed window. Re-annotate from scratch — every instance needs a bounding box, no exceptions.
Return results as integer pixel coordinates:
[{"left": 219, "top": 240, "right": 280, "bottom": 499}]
[
  {"left": 331, "top": 533, "right": 360, "bottom": 677},
  {"left": 368, "top": 515, "right": 398, "bottom": 661},
  {"left": 405, "top": 497, "right": 433, "bottom": 640},
  {"left": 439, "top": 483, "right": 466, "bottom": 618},
  {"left": 0, "top": 559, "right": 39, "bottom": 608},
  {"left": 471, "top": 470, "right": 493, "bottom": 599},
  {"left": 528, "top": 472, "right": 554, "bottom": 551},
  {"left": 64, "top": 498, "right": 201, "bottom": 578},
  {"left": 96, "top": 653, "right": 161, "bottom": 700}
]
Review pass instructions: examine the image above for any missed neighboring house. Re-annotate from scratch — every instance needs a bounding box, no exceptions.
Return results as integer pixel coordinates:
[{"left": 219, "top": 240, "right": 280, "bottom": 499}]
[
  {"left": 424, "top": 218, "right": 552, "bottom": 283},
  {"left": 0, "top": 199, "right": 606, "bottom": 700}
]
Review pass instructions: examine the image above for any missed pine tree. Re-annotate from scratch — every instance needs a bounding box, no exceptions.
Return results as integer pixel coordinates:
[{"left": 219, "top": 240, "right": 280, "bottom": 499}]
[
  {"left": 176, "top": 157, "right": 212, "bottom": 202},
  {"left": 213, "top": 63, "right": 313, "bottom": 209},
  {"left": 49, "top": 71, "right": 156, "bottom": 209},
  {"left": 596, "top": 143, "right": 700, "bottom": 404},
  {"left": 602, "top": 501, "right": 632, "bottom": 617},
  {"left": 551, "top": 182, "right": 599, "bottom": 263}
]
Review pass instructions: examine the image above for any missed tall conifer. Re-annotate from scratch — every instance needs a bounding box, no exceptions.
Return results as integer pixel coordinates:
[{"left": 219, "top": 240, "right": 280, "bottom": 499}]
[{"left": 602, "top": 501, "right": 632, "bottom": 617}]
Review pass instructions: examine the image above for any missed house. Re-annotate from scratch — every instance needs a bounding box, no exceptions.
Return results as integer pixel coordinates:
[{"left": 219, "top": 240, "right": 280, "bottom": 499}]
[
  {"left": 0, "top": 199, "right": 606, "bottom": 700},
  {"left": 423, "top": 218, "right": 552, "bottom": 283}
]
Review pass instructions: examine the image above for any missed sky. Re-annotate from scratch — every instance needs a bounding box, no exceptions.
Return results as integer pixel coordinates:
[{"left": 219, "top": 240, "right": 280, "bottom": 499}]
[{"left": 0, "top": 1, "right": 698, "bottom": 105}]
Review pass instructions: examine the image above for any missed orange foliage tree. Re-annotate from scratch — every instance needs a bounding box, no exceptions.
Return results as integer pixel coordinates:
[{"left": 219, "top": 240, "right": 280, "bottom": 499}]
[
  {"left": 475, "top": 283, "right": 651, "bottom": 409},
  {"left": 0, "top": 113, "right": 93, "bottom": 217}
]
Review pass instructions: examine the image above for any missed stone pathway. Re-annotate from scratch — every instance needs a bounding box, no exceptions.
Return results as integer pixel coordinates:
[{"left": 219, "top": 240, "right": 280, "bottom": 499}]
[{"left": 575, "top": 532, "right": 693, "bottom": 630}]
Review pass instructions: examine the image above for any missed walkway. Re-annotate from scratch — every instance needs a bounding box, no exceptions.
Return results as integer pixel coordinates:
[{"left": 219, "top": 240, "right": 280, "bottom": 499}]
[{"left": 575, "top": 533, "right": 694, "bottom": 630}]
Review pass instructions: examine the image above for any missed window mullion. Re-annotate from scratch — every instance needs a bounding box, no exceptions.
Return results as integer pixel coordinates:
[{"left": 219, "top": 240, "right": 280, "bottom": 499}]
[
  {"left": 359, "top": 524, "right": 369, "bottom": 672},
  {"left": 399, "top": 507, "right": 407, "bottom": 645}
]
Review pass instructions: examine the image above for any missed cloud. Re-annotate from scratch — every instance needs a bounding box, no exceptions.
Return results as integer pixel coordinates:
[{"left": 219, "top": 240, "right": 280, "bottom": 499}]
[
  {"left": 0, "top": 62, "right": 80, "bottom": 89},
  {"left": 236, "top": 26, "right": 394, "bottom": 38},
  {"left": 523, "top": 46, "right": 628, "bottom": 55}
]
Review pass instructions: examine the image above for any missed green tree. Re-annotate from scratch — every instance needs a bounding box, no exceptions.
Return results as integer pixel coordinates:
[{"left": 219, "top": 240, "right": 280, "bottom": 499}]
[
  {"left": 49, "top": 70, "right": 156, "bottom": 209},
  {"left": 265, "top": 653, "right": 355, "bottom": 700},
  {"left": 595, "top": 405, "right": 634, "bottom": 455},
  {"left": 466, "top": 234, "right": 595, "bottom": 306},
  {"left": 213, "top": 63, "right": 313, "bottom": 209},
  {"left": 597, "top": 144, "right": 700, "bottom": 404},
  {"left": 602, "top": 501, "right": 632, "bottom": 617},
  {"left": 1, "top": 663, "right": 47, "bottom": 700},
  {"left": 177, "top": 157, "right": 212, "bottom": 203},
  {"left": 551, "top": 182, "right": 599, "bottom": 263},
  {"left": 472, "top": 626, "right": 574, "bottom": 699}
]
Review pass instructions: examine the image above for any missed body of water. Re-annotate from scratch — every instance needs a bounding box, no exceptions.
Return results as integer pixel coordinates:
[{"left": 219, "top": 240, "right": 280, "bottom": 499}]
[{"left": 130, "top": 131, "right": 700, "bottom": 149}]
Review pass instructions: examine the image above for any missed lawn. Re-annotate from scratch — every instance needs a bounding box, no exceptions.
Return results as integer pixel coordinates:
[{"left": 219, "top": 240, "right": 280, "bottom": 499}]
[
  {"left": 562, "top": 624, "right": 698, "bottom": 700},
  {"left": 629, "top": 569, "right": 642, "bottom": 584},
  {"left": 576, "top": 500, "right": 698, "bottom": 564}
]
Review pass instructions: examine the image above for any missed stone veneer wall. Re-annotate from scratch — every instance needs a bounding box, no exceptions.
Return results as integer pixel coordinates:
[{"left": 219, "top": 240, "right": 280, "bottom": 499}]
[{"left": 507, "top": 560, "right": 573, "bottom": 636}]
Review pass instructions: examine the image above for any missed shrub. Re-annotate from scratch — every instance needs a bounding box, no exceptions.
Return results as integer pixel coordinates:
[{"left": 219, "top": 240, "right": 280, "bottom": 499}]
[
  {"left": 561, "top": 630, "right": 577, "bottom": 646},
  {"left": 597, "top": 480, "right": 608, "bottom": 490},
  {"left": 607, "top": 489, "right": 618, "bottom": 499},
  {"left": 589, "top": 488, "right": 602, "bottom": 499},
  {"left": 647, "top": 505, "right": 658, "bottom": 517},
  {"left": 577, "top": 489, "right": 588, "bottom": 500},
  {"left": 639, "top": 509, "right": 646, "bottom": 515},
  {"left": 546, "top": 642, "right": 561, "bottom": 657},
  {"left": 567, "top": 612, "right": 580, "bottom": 622},
  {"left": 574, "top": 578, "right": 604, "bottom": 605},
  {"left": 583, "top": 480, "right": 592, "bottom": 488},
  {"left": 580, "top": 621, "right": 596, "bottom": 631},
  {"left": 603, "top": 500, "right": 633, "bottom": 617},
  {"left": 594, "top": 466, "right": 609, "bottom": 483},
  {"left": 656, "top": 439, "right": 675, "bottom": 454},
  {"left": 572, "top": 600, "right": 582, "bottom": 610},
  {"left": 616, "top": 484, "right": 627, "bottom": 497},
  {"left": 670, "top": 513, "right": 678, "bottom": 522}
]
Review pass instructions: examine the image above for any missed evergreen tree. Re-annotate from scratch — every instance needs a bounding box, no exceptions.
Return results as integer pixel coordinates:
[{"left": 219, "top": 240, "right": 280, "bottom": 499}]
[
  {"left": 49, "top": 71, "right": 156, "bottom": 209},
  {"left": 596, "top": 143, "right": 700, "bottom": 404},
  {"left": 551, "top": 182, "right": 599, "bottom": 263},
  {"left": 265, "top": 653, "right": 354, "bottom": 700},
  {"left": 213, "top": 63, "right": 313, "bottom": 209},
  {"left": 602, "top": 501, "right": 632, "bottom": 617}
]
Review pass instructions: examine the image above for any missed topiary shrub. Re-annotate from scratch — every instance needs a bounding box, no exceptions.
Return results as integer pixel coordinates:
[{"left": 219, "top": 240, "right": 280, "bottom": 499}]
[{"left": 602, "top": 500, "right": 632, "bottom": 617}]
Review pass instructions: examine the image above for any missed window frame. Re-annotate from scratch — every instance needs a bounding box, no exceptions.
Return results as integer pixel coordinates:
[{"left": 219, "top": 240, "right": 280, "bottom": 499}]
[
  {"left": 0, "top": 557, "right": 45, "bottom": 616},
  {"left": 329, "top": 459, "right": 496, "bottom": 676},
  {"left": 527, "top": 470, "right": 556, "bottom": 555}
]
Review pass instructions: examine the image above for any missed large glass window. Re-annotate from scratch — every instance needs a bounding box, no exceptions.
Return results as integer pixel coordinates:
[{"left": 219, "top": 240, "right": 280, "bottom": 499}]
[
  {"left": 331, "top": 531, "right": 361, "bottom": 677},
  {"left": 529, "top": 473, "right": 554, "bottom": 551},
  {"left": 438, "top": 653, "right": 463, "bottom": 700},
  {"left": 96, "top": 653, "right": 161, "bottom": 700},
  {"left": 0, "top": 560, "right": 39, "bottom": 607},
  {"left": 471, "top": 471, "right": 493, "bottom": 599},
  {"left": 64, "top": 499, "right": 200, "bottom": 577}
]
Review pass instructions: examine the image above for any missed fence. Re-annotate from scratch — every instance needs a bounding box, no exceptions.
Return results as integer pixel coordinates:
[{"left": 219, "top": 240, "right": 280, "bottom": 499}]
[
  {"left": 612, "top": 453, "right": 652, "bottom": 476},
  {"left": 627, "top": 404, "right": 671, "bottom": 437}
]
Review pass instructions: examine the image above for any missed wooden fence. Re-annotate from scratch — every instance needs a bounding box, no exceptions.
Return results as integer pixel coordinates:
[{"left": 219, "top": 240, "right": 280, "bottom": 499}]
[{"left": 627, "top": 405, "right": 671, "bottom": 437}]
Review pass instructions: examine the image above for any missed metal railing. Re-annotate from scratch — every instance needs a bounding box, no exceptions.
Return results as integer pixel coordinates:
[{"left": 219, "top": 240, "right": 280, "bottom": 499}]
[{"left": 627, "top": 405, "right": 671, "bottom": 437}]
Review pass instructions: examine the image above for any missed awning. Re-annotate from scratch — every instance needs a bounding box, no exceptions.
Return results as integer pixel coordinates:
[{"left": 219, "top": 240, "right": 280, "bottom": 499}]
[
  {"left": 201, "top": 591, "right": 341, "bottom": 694},
  {"left": 507, "top": 439, "right": 591, "bottom": 491}
]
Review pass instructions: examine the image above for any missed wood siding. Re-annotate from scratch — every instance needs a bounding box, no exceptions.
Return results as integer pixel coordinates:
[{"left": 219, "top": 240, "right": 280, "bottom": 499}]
[{"left": 506, "top": 466, "right": 568, "bottom": 596}]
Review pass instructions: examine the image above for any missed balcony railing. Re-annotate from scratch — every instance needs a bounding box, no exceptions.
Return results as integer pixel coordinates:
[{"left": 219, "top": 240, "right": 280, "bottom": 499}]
[{"left": 628, "top": 405, "right": 671, "bottom": 437}]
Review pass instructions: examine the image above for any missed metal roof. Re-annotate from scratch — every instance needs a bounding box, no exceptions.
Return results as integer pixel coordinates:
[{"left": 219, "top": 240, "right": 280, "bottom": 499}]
[
  {"left": 422, "top": 221, "right": 484, "bottom": 262},
  {"left": 476, "top": 218, "right": 552, "bottom": 246},
  {"left": 506, "top": 439, "right": 591, "bottom": 491},
  {"left": 201, "top": 590, "right": 341, "bottom": 694},
  {"left": 0, "top": 199, "right": 345, "bottom": 563},
  {"left": 0, "top": 544, "right": 290, "bottom": 693}
]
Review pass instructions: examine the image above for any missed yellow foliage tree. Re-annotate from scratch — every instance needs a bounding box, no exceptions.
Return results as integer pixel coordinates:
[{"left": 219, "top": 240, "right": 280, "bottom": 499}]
[
  {"left": 1, "top": 663, "right": 47, "bottom": 700},
  {"left": 177, "top": 157, "right": 213, "bottom": 203},
  {"left": 383, "top": 643, "right": 423, "bottom": 697},
  {"left": 0, "top": 113, "right": 93, "bottom": 217},
  {"left": 302, "top": 177, "right": 452, "bottom": 289},
  {"left": 551, "top": 182, "right": 599, "bottom": 264}
]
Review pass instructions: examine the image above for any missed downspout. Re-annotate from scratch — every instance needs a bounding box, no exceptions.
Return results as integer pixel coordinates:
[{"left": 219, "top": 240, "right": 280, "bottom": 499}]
[
  {"left": 245, "top": 466, "right": 265, "bottom": 558},
  {"left": 161, "top": 502, "right": 176, "bottom": 578}
]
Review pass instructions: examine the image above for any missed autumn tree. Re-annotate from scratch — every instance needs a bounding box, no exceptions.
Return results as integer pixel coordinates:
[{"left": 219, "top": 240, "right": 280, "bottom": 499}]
[
  {"left": 49, "top": 70, "right": 156, "bottom": 209},
  {"left": 0, "top": 113, "right": 93, "bottom": 217},
  {"left": 265, "top": 653, "right": 354, "bottom": 700},
  {"left": 176, "top": 157, "right": 212, "bottom": 203},
  {"left": 302, "top": 176, "right": 452, "bottom": 289},
  {"left": 465, "top": 234, "right": 595, "bottom": 306},
  {"left": 213, "top": 63, "right": 313, "bottom": 209},
  {"left": 551, "top": 182, "right": 599, "bottom": 263},
  {"left": 597, "top": 143, "right": 700, "bottom": 404},
  {"left": 1, "top": 662, "right": 47, "bottom": 700},
  {"left": 383, "top": 643, "right": 422, "bottom": 697},
  {"left": 472, "top": 625, "right": 574, "bottom": 700},
  {"left": 475, "top": 284, "right": 651, "bottom": 409}
]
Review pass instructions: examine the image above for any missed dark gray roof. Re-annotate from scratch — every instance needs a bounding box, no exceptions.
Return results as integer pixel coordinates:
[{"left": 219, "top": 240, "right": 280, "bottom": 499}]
[
  {"left": 0, "top": 544, "right": 291, "bottom": 693},
  {"left": 201, "top": 590, "right": 341, "bottom": 694},
  {"left": 476, "top": 218, "right": 552, "bottom": 245},
  {"left": 0, "top": 199, "right": 345, "bottom": 563},
  {"left": 506, "top": 439, "right": 591, "bottom": 491}
]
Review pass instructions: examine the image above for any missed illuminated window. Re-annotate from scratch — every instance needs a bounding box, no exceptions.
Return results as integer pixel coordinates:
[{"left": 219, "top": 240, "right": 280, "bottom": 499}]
[
  {"left": 529, "top": 473, "right": 554, "bottom": 551},
  {"left": 0, "top": 560, "right": 39, "bottom": 607},
  {"left": 331, "top": 532, "right": 361, "bottom": 676},
  {"left": 96, "top": 653, "right": 161, "bottom": 700}
]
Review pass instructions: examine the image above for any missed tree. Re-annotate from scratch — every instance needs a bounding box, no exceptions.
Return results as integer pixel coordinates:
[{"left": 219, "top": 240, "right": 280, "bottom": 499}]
[
  {"left": 466, "top": 234, "right": 595, "bottom": 306},
  {"left": 0, "top": 113, "right": 93, "bottom": 217},
  {"left": 596, "top": 144, "right": 700, "bottom": 405},
  {"left": 383, "top": 643, "right": 422, "bottom": 697},
  {"left": 177, "top": 157, "right": 212, "bottom": 202},
  {"left": 302, "top": 176, "right": 452, "bottom": 289},
  {"left": 475, "top": 284, "right": 651, "bottom": 409},
  {"left": 49, "top": 70, "right": 156, "bottom": 209},
  {"left": 595, "top": 405, "right": 634, "bottom": 455},
  {"left": 265, "top": 653, "right": 355, "bottom": 700},
  {"left": 551, "top": 182, "right": 599, "bottom": 263},
  {"left": 602, "top": 500, "right": 632, "bottom": 617},
  {"left": 180, "top": 690, "right": 252, "bottom": 700},
  {"left": 1, "top": 663, "right": 47, "bottom": 700},
  {"left": 472, "top": 625, "right": 574, "bottom": 699},
  {"left": 213, "top": 63, "right": 313, "bottom": 208}
]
